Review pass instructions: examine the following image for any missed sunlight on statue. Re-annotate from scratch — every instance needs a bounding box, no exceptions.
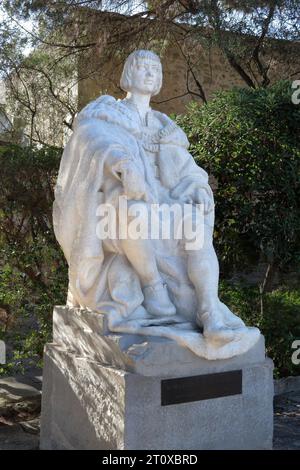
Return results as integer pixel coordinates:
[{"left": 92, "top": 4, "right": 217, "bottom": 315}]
[{"left": 53, "top": 50, "right": 260, "bottom": 359}]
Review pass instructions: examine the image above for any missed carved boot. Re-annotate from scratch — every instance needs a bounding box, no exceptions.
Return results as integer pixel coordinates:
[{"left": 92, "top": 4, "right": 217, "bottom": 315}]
[
  {"left": 143, "top": 281, "right": 176, "bottom": 317},
  {"left": 203, "top": 312, "right": 236, "bottom": 342},
  {"left": 197, "top": 310, "right": 236, "bottom": 343},
  {"left": 219, "top": 302, "right": 245, "bottom": 329}
]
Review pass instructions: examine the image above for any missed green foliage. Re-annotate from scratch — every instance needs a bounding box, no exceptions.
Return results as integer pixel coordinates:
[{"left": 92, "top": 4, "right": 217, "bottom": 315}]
[
  {"left": 220, "top": 281, "right": 300, "bottom": 378},
  {"left": 1, "top": 83, "right": 300, "bottom": 379},
  {"left": 177, "top": 81, "right": 300, "bottom": 275},
  {"left": 0, "top": 144, "right": 68, "bottom": 375},
  {"left": 176, "top": 81, "right": 300, "bottom": 377}
]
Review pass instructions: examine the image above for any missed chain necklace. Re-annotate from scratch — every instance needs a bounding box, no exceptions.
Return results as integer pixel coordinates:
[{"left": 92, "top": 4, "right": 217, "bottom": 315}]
[{"left": 123, "top": 98, "right": 150, "bottom": 127}]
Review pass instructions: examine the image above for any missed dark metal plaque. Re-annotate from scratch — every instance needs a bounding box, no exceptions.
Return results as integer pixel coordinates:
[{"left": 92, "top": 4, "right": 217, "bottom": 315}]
[{"left": 161, "top": 370, "right": 242, "bottom": 406}]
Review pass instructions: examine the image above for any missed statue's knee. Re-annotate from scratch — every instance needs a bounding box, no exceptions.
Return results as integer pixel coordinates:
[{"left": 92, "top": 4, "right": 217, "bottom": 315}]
[
  {"left": 183, "top": 213, "right": 213, "bottom": 250},
  {"left": 197, "top": 258, "right": 212, "bottom": 276},
  {"left": 188, "top": 255, "right": 214, "bottom": 280}
]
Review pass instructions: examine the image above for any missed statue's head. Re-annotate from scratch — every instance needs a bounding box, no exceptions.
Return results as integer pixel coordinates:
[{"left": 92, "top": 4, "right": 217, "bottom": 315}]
[{"left": 120, "top": 50, "right": 162, "bottom": 97}]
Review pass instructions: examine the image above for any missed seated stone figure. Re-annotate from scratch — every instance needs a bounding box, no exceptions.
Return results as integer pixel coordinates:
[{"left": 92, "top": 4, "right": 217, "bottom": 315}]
[{"left": 53, "top": 49, "right": 259, "bottom": 359}]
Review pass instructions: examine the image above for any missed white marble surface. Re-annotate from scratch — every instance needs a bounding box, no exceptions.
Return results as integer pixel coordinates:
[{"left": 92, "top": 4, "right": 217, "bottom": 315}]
[
  {"left": 40, "top": 340, "right": 274, "bottom": 449},
  {"left": 53, "top": 306, "right": 265, "bottom": 374},
  {"left": 53, "top": 50, "right": 260, "bottom": 359}
]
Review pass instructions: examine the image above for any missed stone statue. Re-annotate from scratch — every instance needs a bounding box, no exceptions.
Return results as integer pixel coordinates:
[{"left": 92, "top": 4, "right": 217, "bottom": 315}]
[{"left": 53, "top": 50, "right": 259, "bottom": 359}]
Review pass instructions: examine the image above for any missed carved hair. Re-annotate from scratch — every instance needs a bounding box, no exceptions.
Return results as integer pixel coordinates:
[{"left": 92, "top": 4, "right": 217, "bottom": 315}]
[{"left": 120, "top": 50, "right": 162, "bottom": 96}]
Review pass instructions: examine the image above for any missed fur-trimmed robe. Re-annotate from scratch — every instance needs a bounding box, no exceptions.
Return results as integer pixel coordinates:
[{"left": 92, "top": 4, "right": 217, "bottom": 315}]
[{"left": 52, "top": 96, "right": 259, "bottom": 359}]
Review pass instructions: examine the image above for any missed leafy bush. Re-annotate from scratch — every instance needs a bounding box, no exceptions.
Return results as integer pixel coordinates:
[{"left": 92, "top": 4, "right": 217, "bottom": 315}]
[
  {"left": 177, "top": 81, "right": 300, "bottom": 377},
  {"left": 1, "top": 82, "right": 300, "bottom": 378},
  {"left": 220, "top": 281, "right": 300, "bottom": 378},
  {"left": 0, "top": 144, "right": 68, "bottom": 375},
  {"left": 176, "top": 81, "right": 300, "bottom": 276}
]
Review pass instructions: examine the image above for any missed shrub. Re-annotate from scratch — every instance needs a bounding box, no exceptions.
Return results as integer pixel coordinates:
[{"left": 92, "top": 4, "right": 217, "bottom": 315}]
[
  {"left": 176, "top": 81, "right": 300, "bottom": 277},
  {"left": 220, "top": 281, "right": 300, "bottom": 378},
  {"left": 1, "top": 82, "right": 300, "bottom": 378},
  {"left": 0, "top": 144, "right": 68, "bottom": 375},
  {"left": 177, "top": 81, "right": 300, "bottom": 377}
]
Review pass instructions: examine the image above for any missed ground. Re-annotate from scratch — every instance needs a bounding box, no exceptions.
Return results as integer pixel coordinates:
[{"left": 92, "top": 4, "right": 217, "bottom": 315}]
[{"left": 273, "top": 390, "right": 300, "bottom": 450}]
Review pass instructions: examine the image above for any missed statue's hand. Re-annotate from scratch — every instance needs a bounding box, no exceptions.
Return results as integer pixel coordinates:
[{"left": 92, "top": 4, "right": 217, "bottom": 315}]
[
  {"left": 193, "top": 187, "right": 213, "bottom": 213},
  {"left": 170, "top": 179, "right": 213, "bottom": 213},
  {"left": 122, "top": 166, "right": 148, "bottom": 202}
]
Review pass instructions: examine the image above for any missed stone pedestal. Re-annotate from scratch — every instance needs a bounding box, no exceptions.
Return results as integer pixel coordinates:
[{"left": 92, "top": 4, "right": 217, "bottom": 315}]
[{"left": 40, "top": 306, "right": 274, "bottom": 450}]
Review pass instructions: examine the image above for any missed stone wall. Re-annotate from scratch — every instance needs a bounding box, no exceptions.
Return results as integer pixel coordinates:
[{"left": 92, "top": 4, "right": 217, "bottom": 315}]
[
  {"left": 4, "top": 11, "right": 300, "bottom": 146},
  {"left": 77, "top": 17, "right": 300, "bottom": 115}
]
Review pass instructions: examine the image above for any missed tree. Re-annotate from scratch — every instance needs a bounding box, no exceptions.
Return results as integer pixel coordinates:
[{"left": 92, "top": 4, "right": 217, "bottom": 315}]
[{"left": 0, "top": 1, "right": 299, "bottom": 145}]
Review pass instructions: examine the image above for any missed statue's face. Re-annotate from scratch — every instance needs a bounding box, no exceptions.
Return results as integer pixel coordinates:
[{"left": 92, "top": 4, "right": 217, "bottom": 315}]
[{"left": 130, "top": 59, "right": 161, "bottom": 95}]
